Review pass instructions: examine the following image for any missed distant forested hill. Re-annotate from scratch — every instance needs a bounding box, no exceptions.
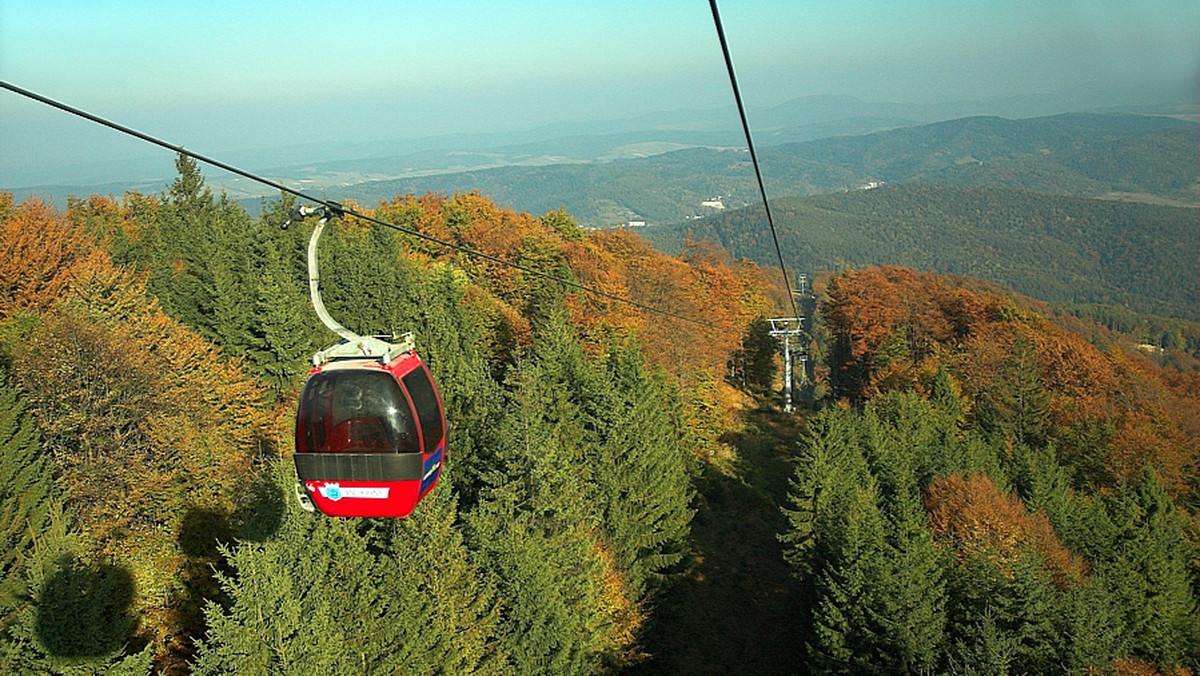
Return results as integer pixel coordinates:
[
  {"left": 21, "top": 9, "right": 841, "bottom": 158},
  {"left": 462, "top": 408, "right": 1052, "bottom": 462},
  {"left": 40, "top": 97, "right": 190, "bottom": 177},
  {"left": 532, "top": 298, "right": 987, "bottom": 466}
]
[
  {"left": 644, "top": 184, "right": 1198, "bottom": 319},
  {"left": 330, "top": 112, "right": 1197, "bottom": 228},
  {"left": 337, "top": 146, "right": 855, "bottom": 226},
  {"left": 781, "top": 113, "right": 1199, "bottom": 203}
]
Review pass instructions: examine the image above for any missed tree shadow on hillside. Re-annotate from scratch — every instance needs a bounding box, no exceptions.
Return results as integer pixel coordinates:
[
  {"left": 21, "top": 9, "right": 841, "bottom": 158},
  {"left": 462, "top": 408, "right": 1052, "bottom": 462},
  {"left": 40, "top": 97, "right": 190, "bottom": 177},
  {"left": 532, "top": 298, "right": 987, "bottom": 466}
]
[{"left": 627, "top": 406, "right": 809, "bottom": 676}]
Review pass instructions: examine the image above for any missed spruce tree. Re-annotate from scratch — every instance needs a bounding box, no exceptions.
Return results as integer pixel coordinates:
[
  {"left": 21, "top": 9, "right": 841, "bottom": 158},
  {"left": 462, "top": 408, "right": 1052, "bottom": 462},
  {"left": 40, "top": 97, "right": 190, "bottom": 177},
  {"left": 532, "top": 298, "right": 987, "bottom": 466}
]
[
  {"left": 196, "top": 464, "right": 505, "bottom": 675},
  {"left": 1053, "top": 577, "right": 1124, "bottom": 672},
  {"left": 193, "top": 465, "right": 399, "bottom": 674},
  {"left": 370, "top": 483, "right": 505, "bottom": 675},
  {"left": 587, "top": 341, "right": 694, "bottom": 597},
  {"left": 792, "top": 403, "right": 948, "bottom": 673},
  {"left": 1100, "top": 468, "right": 1199, "bottom": 667},
  {"left": 975, "top": 336, "right": 1051, "bottom": 448},
  {"left": 947, "top": 608, "right": 1018, "bottom": 676},
  {"left": 152, "top": 153, "right": 219, "bottom": 329},
  {"left": 465, "top": 503, "right": 611, "bottom": 675},
  {"left": 782, "top": 407, "right": 860, "bottom": 579},
  {"left": 929, "top": 366, "right": 965, "bottom": 423},
  {"left": 0, "top": 379, "right": 56, "bottom": 621},
  {"left": 805, "top": 470, "right": 890, "bottom": 673},
  {"left": 463, "top": 331, "right": 617, "bottom": 673},
  {"left": 943, "top": 551, "right": 1059, "bottom": 675},
  {"left": 168, "top": 153, "right": 212, "bottom": 210},
  {"left": 246, "top": 232, "right": 316, "bottom": 399},
  {"left": 204, "top": 196, "right": 257, "bottom": 356},
  {"left": 404, "top": 264, "right": 508, "bottom": 510}
]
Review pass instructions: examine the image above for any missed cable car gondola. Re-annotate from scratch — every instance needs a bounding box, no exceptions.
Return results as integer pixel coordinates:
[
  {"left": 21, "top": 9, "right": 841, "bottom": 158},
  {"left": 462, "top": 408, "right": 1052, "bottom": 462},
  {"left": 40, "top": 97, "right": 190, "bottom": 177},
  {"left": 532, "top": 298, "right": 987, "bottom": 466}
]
[{"left": 286, "top": 204, "right": 445, "bottom": 518}]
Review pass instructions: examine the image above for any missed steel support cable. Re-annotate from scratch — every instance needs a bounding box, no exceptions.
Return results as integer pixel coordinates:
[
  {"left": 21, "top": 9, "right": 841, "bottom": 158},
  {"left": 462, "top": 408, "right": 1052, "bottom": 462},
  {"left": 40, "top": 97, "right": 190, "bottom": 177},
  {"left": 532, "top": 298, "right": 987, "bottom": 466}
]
[
  {"left": 0, "top": 80, "right": 712, "bottom": 328},
  {"left": 707, "top": 0, "right": 802, "bottom": 322}
]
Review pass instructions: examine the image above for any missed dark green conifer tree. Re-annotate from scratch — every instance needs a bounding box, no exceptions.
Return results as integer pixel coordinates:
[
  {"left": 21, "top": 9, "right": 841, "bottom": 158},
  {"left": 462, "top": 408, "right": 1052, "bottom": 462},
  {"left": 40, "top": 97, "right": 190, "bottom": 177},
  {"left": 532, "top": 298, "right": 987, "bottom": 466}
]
[
  {"left": 1100, "top": 468, "right": 1199, "bottom": 667},
  {"left": 929, "top": 367, "right": 965, "bottom": 423},
  {"left": 204, "top": 196, "right": 257, "bottom": 355},
  {"left": 320, "top": 220, "right": 417, "bottom": 339},
  {"left": 465, "top": 502, "right": 610, "bottom": 675},
  {"left": 861, "top": 407, "right": 948, "bottom": 672},
  {"left": 168, "top": 153, "right": 212, "bottom": 210},
  {"left": 586, "top": 340, "right": 694, "bottom": 598},
  {"left": 944, "top": 551, "right": 1059, "bottom": 675},
  {"left": 196, "top": 463, "right": 500, "bottom": 675},
  {"left": 193, "top": 482, "right": 396, "bottom": 673},
  {"left": 805, "top": 462, "right": 891, "bottom": 673},
  {"left": 0, "top": 379, "right": 56, "bottom": 621},
  {"left": 463, "top": 327, "right": 615, "bottom": 673},
  {"left": 404, "top": 265, "right": 508, "bottom": 511},
  {"left": 368, "top": 482, "right": 506, "bottom": 675},
  {"left": 783, "top": 407, "right": 858, "bottom": 578},
  {"left": 246, "top": 231, "right": 317, "bottom": 399},
  {"left": 151, "top": 153, "right": 219, "bottom": 328},
  {"left": 784, "top": 405, "right": 948, "bottom": 673},
  {"left": 947, "top": 608, "right": 1018, "bottom": 676},
  {"left": 974, "top": 336, "right": 1051, "bottom": 448},
  {"left": 1053, "top": 577, "right": 1125, "bottom": 672}
]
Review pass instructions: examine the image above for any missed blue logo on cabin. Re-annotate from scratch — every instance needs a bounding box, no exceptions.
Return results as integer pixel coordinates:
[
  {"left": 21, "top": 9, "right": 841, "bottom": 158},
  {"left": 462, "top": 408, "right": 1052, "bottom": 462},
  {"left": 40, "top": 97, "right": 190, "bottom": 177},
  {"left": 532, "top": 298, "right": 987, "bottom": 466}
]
[
  {"left": 319, "top": 483, "right": 343, "bottom": 501},
  {"left": 420, "top": 448, "right": 443, "bottom": 494}
]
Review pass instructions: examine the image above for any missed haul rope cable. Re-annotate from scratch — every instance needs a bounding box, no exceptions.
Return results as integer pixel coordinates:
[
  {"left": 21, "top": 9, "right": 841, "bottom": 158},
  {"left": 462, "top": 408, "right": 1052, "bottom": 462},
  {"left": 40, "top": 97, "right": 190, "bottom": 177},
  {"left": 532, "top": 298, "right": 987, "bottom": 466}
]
[
  {"left": 0, "top": 80, "right": 714, "bottom": 329},
  {"left": 708, "top": 0, "right": 803, "bottom": 322}
]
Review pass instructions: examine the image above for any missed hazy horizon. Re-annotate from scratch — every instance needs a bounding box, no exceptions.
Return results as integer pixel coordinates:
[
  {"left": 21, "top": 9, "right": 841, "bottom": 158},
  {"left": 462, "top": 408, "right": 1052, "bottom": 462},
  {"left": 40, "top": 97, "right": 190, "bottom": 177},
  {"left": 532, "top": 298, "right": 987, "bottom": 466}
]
[{"left": 3, "top": 1, "right": 1198, "bottom": 190}]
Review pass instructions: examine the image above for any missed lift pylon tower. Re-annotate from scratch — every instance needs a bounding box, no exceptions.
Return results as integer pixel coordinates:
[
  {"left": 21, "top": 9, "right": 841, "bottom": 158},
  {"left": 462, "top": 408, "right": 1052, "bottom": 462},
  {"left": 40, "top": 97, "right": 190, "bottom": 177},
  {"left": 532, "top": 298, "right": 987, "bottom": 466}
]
[{"left": 768, "top": 317, "right": 805, "bottom": 413}]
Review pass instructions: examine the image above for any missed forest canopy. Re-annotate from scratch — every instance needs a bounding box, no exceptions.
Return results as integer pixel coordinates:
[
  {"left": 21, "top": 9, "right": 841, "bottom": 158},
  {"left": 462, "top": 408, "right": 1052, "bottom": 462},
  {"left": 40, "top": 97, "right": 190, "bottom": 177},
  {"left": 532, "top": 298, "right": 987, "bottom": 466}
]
[
  {"left": 1, "top": 153, "right": 1198, "bottom": 674},
  {"left": 0, "top": 163, "right": 779, "bottom": 674}
]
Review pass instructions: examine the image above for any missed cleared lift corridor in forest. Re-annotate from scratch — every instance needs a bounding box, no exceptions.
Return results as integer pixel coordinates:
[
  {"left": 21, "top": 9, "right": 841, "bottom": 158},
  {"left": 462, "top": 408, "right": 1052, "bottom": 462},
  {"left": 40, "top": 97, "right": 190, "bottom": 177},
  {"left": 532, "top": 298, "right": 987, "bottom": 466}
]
[{"left": 628, "top": 407, "right": 806, "bottom": 675}]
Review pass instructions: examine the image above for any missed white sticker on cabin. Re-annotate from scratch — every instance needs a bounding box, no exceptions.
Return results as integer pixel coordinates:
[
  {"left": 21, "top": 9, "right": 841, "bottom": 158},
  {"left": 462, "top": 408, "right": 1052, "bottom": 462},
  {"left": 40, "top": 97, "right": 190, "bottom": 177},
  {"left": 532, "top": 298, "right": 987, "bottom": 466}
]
[
  {"left": 317, "top": 483, "right": 389, "bottom": 500},
  {"left": 342, "top": 486, "right": 389, "bottom": 499}
]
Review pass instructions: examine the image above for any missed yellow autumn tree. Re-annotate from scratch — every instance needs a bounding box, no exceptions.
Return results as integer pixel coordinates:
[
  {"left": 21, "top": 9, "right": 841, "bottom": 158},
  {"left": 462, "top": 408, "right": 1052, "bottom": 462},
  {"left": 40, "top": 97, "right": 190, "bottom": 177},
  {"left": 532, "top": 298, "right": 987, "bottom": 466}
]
[
  {"left": 0, "top": 196, "right": 111, "bottom": 320},
  {"left": 2, "top": 196, "right": 268, "bottom": 671}
]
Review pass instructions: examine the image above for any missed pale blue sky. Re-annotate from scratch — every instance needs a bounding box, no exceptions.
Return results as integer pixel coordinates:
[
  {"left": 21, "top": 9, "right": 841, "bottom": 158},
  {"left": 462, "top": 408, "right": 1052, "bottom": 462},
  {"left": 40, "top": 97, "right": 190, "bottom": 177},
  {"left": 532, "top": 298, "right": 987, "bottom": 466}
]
[{"left": 2, "top": 0, "right": 1198, "bottom": 183}]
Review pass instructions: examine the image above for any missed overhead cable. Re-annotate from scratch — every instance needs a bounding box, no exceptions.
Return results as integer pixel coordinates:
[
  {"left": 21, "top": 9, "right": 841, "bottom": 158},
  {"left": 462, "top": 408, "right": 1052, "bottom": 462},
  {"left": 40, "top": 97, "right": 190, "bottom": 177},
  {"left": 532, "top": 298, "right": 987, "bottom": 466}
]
[{"left": 707, "top": 0, "right": 802, "bottom": 322}]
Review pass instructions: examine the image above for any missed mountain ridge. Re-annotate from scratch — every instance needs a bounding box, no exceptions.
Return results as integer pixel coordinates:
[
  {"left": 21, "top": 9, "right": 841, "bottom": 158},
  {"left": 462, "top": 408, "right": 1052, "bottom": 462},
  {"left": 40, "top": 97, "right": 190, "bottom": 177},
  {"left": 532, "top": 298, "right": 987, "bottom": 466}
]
[{"left": 644, "top": 183, "right": 1198, "bottom": 320}]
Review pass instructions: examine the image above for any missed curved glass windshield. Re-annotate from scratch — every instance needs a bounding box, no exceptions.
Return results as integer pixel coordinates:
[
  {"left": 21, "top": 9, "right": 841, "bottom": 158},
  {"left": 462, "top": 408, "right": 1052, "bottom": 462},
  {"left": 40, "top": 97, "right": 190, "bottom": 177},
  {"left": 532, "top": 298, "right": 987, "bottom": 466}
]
[{"left": 297, "top": 369, "right": 420, "bottom": 454}]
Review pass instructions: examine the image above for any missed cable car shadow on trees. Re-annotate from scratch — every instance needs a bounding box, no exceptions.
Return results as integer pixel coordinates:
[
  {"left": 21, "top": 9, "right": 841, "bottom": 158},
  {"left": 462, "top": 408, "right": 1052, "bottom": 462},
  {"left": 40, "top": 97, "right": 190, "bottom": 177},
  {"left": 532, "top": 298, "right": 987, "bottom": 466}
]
[
  {"left": 165, "top": 483, "right": 288, "bottom": 665},
  {"left": 231, "top": 467, "right": 288, "bottom": 543},
  {"left": 171, "top": 506, "right": 238, "bottom": 664},
  {"left": 36, "top": 555, "right": 140, "bottom": 659}
]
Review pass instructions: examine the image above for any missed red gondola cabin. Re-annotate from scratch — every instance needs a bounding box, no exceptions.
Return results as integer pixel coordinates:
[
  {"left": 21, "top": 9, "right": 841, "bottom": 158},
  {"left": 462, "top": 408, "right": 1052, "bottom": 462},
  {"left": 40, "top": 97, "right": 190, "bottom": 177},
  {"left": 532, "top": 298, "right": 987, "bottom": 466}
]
[
  {"left": 285, "top": 203, "right": 446, "bottom": 518},
  {"left": 294, "top": 349, "right": 445, "bottom": 518}
]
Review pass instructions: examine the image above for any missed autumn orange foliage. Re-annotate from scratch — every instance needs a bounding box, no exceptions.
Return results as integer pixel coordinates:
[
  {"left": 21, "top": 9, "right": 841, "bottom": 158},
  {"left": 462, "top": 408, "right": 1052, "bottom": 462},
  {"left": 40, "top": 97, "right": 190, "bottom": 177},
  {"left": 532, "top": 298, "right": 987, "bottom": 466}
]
[
  {"left": 1100, "top": 658, "right": 1195, "bottom": 676},
  {"left": 0, "top": 197, "right": 113, "bottom": 319},
  {"left": 823, "top": 266, "right": 1200, "bottom": 497},
  {"left": 370, "top": 192, "right": 779, "bottom": 385},
  {"left": 2, "top": 195, "right": 267, "bottom": 670},
  {"left": 591, "top": 537, "right": 646, "bottom": 663},
  {"left": 925, "top": 472, "right": 1087, "bottom": 588}
]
